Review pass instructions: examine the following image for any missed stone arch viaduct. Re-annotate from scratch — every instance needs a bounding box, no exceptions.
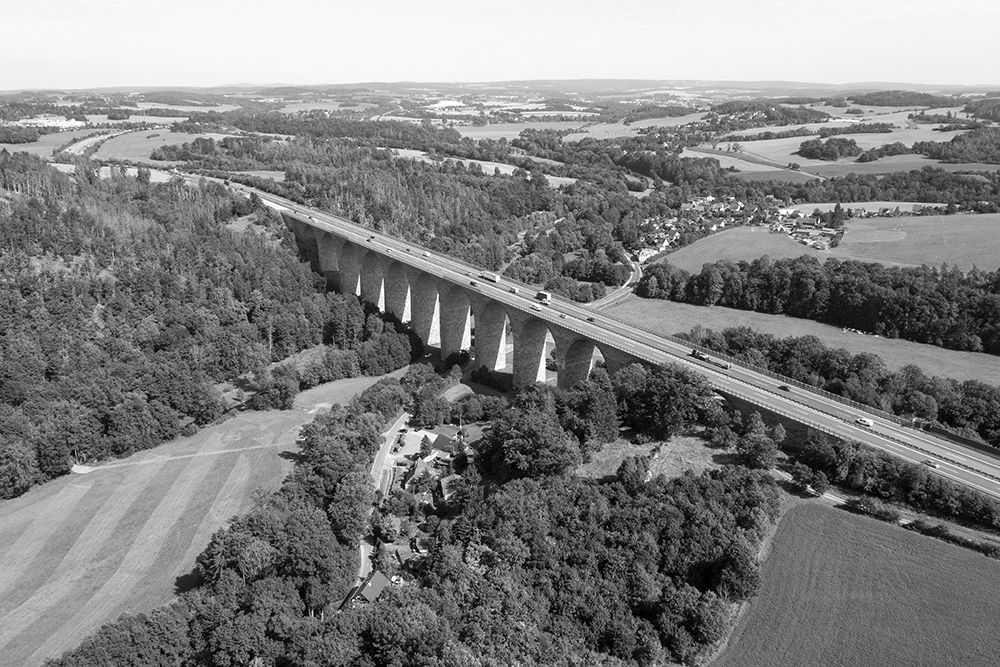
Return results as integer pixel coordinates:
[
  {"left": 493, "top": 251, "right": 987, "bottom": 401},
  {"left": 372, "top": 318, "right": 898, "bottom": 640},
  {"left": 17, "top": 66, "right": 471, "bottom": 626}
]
[{"left": 282, "top": 211, "right": 641, "bottom": 389}]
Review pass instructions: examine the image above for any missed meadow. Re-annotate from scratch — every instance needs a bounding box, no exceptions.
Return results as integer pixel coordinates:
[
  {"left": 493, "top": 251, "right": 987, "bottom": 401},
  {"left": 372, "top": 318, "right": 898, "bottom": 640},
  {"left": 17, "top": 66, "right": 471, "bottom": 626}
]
[
  {"left": 712, "top": 503, "right": 1000, "bottom": 667},
  {"left": 0, "top": 374, "right": 395, "bottom": 666},
  {"left": 0, "top": 129, "right": 101, "bottom": 158},
  {"left": 92, "top": 130, "right": 234, "bottom": 163},
  {"left": 659, "top": 216, "right": 1000, "bottom": 272},
  {"left": 601, "top": 295, "right": 1000, "bottom": 383}
]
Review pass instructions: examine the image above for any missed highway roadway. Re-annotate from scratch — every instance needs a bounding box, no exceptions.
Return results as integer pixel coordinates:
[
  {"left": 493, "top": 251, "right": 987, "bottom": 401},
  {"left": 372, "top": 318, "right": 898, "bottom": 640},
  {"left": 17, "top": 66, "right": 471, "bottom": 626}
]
[{"left": 232, "top": 184, "right": 1000, "bottom": 500}]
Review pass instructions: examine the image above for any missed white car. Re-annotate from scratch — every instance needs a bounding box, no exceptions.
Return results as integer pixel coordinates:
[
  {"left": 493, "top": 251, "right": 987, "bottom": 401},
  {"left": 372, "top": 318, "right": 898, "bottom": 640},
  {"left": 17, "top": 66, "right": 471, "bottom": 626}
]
[{"left": 855, "top": 417, "right": 874, "bottom": 428}]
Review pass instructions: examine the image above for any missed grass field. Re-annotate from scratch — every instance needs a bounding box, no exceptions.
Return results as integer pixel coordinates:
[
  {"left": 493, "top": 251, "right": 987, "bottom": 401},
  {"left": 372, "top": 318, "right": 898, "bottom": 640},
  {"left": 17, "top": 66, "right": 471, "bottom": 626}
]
[
  {"left": 0, "top": 373, "right": 398, "bottom": 667},
  {"left": 659, "top": 217, "right": 1000, "bottom": 273},
  {"left": 0, "top": 129, "right": 102, "bottom": 158},
  {"left": 575, "top": 434, "right": 719, "bottom": 481},
  {"left": 731, "top": 169, "right": 822, "bottom": 183},
  {"left": 654, "top": 227, "right": 833, "bottom": 272},
  {"left": 712, "top": 502, "right": 1000, "bottom": 667},
  {"left": 787, "top": 201, "right": 945, "bottom": 214},
  {"left": 92, "top": 130, "right": 233, "bottom": 163},
  {"left": 601, "top": 295, "right": 1000, "bottom": 383}
]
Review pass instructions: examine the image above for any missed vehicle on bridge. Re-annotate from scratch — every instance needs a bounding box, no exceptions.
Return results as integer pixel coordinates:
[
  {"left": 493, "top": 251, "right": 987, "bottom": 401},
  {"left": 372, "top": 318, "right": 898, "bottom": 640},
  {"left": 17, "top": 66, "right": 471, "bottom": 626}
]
[
  {"left": 855, "top": 417, "right": 874, "bottom": 428},
  {"left": 690, "top": 348, "right": 732, "bottom": 370},
  {"left": 480, "top": 272, "right": 499, "bottom": 283},
  {"left": 536, "top": 290, "right": 552, "bottom": 304}
]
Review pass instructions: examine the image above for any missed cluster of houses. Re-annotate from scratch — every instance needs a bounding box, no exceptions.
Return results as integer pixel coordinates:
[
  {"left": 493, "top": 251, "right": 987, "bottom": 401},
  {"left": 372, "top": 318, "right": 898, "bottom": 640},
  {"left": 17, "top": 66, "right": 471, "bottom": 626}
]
[
  {"left": 770, "top": 213, "right": 843, "bottom": 250},
  {"left": 635, "top": 196, "right": 748, "bottom": 262}
]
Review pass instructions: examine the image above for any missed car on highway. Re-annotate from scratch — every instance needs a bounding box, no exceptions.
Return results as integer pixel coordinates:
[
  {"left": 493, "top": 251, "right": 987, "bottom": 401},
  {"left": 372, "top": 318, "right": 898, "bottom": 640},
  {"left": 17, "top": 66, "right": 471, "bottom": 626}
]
[
  {"left": 422, "top": 251, "right": 430, "bottom": 257},
  {"left": 855, "top": 417, "right": 874, "bottom": 428},
  {"left": 922, "top": 459, "right": 940, "bottom": 469},
  {"left": 509, "top": 287, "right": 518, "bottom": 294},
  {"left": 470, "top": 280, "right": 478, "bottom": 286},
  {"left": 778, "top": 384, "right": 791, "bottom": 391},
  {"left": 586, "top": 316, "right": 595, "bottom": 322},
  {"left": 559, "top": 313, "right": 566, "bottom": 318},
  {"left": 530, "top": 304, "right": 541, "bottom": 311}
]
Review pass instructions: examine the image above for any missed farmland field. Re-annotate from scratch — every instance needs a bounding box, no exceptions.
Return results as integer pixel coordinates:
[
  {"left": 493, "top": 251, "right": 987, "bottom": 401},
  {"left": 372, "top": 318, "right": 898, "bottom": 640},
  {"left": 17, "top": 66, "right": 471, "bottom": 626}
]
[
  {"left": 732, "top": 169, "right": 821, "bottom": 183},
  {"left": 653, "top": 227, "right": 833, "bottom": 271},
  {"left": 658, "top": 217, "right": 1000, "bottom": 272},
  {"left": 809, "top": 154, "right": 1000, "bottom": 177},
  {"left": 0, "top": 373, "right": 400, "bottom": 667},
  {"left": 92, "top": 130, "right": 234, "bottom": 163},
  {"left": 601, "top": 295, "right": 1000, "bottom": 383},
  {"left": 712, "top": 503, "right": 1000, "bottom": 667},
  {"left": 390, "top": 148, "right": 576, "bottom": 187},
  {"left": 696, "top": 126, "right": 974, "bottom": 174},
  {"left": 0, "top": 129, "right": 102, "bottom": 158},
  {"left": 787, "top": 201, "right": 945, "bottom": 214},
  {"left": 455, "top": 121, "right": 588, "bottom": 140}
]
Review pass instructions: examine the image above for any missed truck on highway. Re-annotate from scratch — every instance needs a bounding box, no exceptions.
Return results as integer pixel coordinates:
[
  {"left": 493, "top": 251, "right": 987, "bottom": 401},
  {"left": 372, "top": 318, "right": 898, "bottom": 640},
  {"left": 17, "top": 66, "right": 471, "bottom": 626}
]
[
  {"left": 690, "top": 348, "right": 732, "bottom": 370},
  {"left": 535, "top": 290, "right": 552, "bottom": 304},
  {"left": 480, "top": 272, "right": 499, "bottom": 283}
]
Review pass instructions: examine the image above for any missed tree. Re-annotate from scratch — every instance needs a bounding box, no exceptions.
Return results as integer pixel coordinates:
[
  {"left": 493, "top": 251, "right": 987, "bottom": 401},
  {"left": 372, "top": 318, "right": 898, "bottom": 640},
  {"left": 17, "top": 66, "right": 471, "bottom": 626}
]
[
  {"left": 736, "top": 433, "right": 778, "bottom": 470},
  {"left": 617, "top": 455, "right": 649, "bottom": 493}
]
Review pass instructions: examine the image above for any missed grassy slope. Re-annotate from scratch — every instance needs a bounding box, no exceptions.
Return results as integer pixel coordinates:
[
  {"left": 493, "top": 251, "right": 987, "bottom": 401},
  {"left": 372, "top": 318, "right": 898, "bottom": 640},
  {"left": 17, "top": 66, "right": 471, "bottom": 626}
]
[
  {"left": 0, "top": 373, "right": 398, "bottom": 667},
  {"left": 712, "top": 502, "right": 1000, "bottom": 667},
  {"left": 602, "top": 294, "right": 1000, "bottom": 383}
]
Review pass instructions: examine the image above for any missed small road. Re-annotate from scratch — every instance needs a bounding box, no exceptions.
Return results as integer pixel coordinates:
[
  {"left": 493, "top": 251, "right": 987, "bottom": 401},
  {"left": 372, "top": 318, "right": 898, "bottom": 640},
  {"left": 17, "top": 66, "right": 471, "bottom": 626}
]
[
  {"left": 356, "top": 411, "right": 410, "bottom": 586},
  {"left": 590, "top": 257, "right": 642, "bottom": 309}
]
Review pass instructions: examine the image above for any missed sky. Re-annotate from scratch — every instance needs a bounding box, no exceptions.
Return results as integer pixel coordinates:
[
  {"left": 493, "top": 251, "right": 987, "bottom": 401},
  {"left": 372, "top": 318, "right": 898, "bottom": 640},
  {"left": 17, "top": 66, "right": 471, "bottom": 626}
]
[{"left": 3, "top": 0, "right": 999, "bottom": 90}]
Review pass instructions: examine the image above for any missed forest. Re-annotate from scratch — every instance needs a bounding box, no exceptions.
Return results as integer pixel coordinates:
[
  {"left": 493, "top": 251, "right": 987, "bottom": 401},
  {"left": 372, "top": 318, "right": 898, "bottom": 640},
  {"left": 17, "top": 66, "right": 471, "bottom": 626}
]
[
  {"left": 638, "top": 256, "right": 1000, "bottom": 355},
  {"left": 0, "top": 153, "right": 413, "bottom": 499},
  {"left": 676, "top": 325, "right": 1000, "bottom": 449}
]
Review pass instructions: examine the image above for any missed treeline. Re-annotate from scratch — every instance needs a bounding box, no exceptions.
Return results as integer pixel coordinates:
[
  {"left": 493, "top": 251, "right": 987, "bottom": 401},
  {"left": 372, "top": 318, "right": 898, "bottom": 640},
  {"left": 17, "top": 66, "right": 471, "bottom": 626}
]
[
  {"left": 965, "top": 97, "right": 1000, "bottom": 121},
  {"left": 676, "top": 325, "right": 1000, "bottom": 448},
  {"left": 707, "top": 100, "right": 830, "bottom": 128},
  {"left": 798, "top": 137, "right": 862, "bottom": 160},
  {"left": 856, "top": 141, "right": 912, "bottom": 162},
  {"left": 912, "top": 126, "right": 1000, "bottom": 164},
  {"left": 0, "top": 154, "right": 410, "bottom": 499},
  {"left": 0, "top": 126, "right": 42, "bottom": 143},
  {"left": 51, "top": 359, "right": 782, "bottom": 667},
  {"left": 639, "top": 256, "right": 1000, "bottom": 355},
  {"left": 797, "top": 434, "right": 1000, "bottom": 530},
  {"left": 817, "top": 122, "right": 896, "bottom": 138},
  {"left": 849, "top": 90, "right": 956, "bottom": 107}
]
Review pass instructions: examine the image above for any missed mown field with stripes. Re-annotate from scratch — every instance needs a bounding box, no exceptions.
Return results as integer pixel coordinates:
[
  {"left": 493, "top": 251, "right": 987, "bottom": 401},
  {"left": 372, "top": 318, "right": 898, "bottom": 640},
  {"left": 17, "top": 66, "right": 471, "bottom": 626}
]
[{"left": 0, "top": 374, "right": 393, "bottom": 666}]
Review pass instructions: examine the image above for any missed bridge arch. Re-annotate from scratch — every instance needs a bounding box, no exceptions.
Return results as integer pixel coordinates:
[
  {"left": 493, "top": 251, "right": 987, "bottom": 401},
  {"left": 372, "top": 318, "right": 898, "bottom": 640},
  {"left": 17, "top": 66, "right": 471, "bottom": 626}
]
[
  {"left": 339, "top": 242, "right": 363, "bottom": 297},
  {"left": 384, "top": 262, "right": 411, "bottom": 323},
  {"left": 360, "top": 251, "right": 385, "bottom": 310},
  {"left": 472, "top": 300, "right": 511, "bottom": 371},
  {"left": 410, "top": 274, "right": 441, "bottom": 347},
  {"left": 513, "top": 317, "right": 557, "bottom": 388},
  {"left": 559, "top": 337, "right": 611, "bottom": 389},
  {"left": 440, "top": 285, "right": 472, "bottom": 361}
]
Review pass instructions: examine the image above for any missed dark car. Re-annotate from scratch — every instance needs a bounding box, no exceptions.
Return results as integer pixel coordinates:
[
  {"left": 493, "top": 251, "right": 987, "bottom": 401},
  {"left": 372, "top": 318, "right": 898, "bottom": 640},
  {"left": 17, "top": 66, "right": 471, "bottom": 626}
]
[{"left": 778, "top": 384, "right": 791, "bottom": 391}]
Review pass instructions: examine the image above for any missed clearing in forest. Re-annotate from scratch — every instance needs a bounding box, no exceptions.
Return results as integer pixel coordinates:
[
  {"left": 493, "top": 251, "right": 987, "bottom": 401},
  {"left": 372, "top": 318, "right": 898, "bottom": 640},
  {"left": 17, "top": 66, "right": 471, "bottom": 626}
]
[{"left": 712, "top": 502, "right": 1000, "bottom": 667}]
